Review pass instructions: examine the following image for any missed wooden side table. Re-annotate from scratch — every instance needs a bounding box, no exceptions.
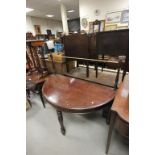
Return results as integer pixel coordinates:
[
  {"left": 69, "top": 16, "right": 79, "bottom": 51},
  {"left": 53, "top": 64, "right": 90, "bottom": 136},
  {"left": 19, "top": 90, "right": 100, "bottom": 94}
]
[
  {"left": 42, "top": 74, "right": 115, "bottom": 135},
  {"left": 106, "top": 76, "right": 129, "bottom": 153}
]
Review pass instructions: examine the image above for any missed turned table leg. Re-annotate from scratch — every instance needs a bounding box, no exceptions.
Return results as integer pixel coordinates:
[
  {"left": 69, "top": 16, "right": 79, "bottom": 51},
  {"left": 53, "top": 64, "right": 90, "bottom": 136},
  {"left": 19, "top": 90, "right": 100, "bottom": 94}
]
[
  {"left": 56, "top": 110, "right": 66, "bottom": 135},
  {"left": 39, "top": 90, "right": 45, "bottom": 108}
]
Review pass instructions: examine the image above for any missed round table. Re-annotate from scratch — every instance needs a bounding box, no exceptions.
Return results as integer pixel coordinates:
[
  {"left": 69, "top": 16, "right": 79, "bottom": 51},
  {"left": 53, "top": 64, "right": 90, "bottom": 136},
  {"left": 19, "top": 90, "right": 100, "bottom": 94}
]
[{"left": 42, "top": 74, "right": 115, "bottom": 135}]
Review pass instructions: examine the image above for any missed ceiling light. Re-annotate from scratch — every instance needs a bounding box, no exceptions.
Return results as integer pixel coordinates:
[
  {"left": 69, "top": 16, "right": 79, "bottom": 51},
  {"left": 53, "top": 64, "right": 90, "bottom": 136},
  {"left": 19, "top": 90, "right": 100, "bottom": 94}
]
[
  {"left": 67, "top": 10, "right": 75, "bottom": 13},
  {"left": 26, "top": 8, "right": 34, "bottom": 13},
  {"left": 46, "top": 15, "right": 54, "bottom": 17}
]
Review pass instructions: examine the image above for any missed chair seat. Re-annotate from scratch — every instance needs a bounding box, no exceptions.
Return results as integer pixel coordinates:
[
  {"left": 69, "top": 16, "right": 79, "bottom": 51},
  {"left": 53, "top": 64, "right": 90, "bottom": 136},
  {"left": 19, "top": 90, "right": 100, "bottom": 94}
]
[{"left": 26, "top": 73, "right": 48, "bottom": 108}]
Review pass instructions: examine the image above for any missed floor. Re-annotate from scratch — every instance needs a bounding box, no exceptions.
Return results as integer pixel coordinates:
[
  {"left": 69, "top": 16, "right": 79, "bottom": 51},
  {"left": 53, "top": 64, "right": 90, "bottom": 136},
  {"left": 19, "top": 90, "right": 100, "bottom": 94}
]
[
  {"left": 26, "top": 67, "right": 129, "bottom": 155},
  {"left": 64, "top": 65, "right": 125, "bottom": 88}
]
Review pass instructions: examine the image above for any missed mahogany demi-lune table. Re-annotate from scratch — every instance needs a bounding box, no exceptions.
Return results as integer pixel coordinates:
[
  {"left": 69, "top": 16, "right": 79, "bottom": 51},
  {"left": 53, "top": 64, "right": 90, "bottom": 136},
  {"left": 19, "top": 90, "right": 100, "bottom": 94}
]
[{"left": 42, "top": 74, "right": 115, "bottom": 135}]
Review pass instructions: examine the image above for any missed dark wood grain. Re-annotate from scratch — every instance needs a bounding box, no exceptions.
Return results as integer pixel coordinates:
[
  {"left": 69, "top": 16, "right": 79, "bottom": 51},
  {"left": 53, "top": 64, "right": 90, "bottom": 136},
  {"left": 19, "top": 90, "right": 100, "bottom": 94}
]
[
  {"left": 88, "top": 33, "right": 97, "bottom": 59},
  {"left": 42, "top": 74, "right": 115, "bottom": 113},
  {"left": 96, "top": 29, "right": 129, "bottom": 57},
  {"left": 63, "top": 32, "right": 128, "bottom": 79},
  {"left": 96, "top": 29, "right": 129, "bottom": 79},
  {"left": 64, "top": 34, "right": 89, "bottom": 58}
]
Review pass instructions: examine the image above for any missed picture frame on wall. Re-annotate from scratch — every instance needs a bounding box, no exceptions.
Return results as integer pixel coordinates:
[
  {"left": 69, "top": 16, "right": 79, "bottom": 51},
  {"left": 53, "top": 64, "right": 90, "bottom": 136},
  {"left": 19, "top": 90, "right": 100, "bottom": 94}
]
[
  {"left": 121, "top": 10, "right": 129, "bottom": 23},
  {"left": 34, "top": 25, "right": 41, "bottom": 34},
  {"left": 94, "top": 24, "right": 100, "bottom": 33},
  {"left": 104, "top": 24, "right": 117, "bottom": 31},
  {"left": 81, "top": 18, "right": 88, "bottom": 29},
  {"left": 105, "top": 11, "right": 122, "bottom": 24},
  {"left": 93, "top": 20, "right": 100, "bottom": 33},
  {"left": 89, "top": 22, "right": 94, "bottom": 33},
  {"left": 117, "top": 26, "right": 129, "bottom": 30},
  {"left": 99, "top": 20, "right": 105, "bottom": 32}
]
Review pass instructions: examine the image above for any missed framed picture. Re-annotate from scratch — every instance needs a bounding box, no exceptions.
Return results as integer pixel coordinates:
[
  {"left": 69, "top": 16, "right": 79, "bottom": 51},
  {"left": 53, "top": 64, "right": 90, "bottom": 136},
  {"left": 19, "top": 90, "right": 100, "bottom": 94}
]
[
  {"left": 100, "top": 20, "right": 105, "bottom": 32},
  {"left": 105, "top": 11, "right": 122, "bottom": 23},
  {"left": 93, "top": 20, "right": 100, "bottom": 33},
  {"left": 34, "top": 25, "right": 41, "bottom": 34},
  {"left": 117, "top": 26, "right": 129, "bottom": 30},
  {"left": 89, "top": 22, "right": 94, "bottom": 33},
  {"left": 81, "top": 18, "right": 88, "bottom": 29},
  {"left": 104, "top": 24, "right": 117, "bottom": 31},
  {"left": 121, "top": 10, "right": 129, "bottom": 23}
]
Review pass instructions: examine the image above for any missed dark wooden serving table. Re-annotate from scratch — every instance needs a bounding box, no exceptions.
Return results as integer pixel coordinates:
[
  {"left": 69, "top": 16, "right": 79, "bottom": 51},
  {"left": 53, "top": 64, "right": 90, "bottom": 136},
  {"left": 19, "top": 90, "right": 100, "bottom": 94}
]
[
  {"left": 42, "top": 74, "right": 115, "bottom": 135},
  {"left": 106, "top": 75, "right": 129, "bottom": 153}
]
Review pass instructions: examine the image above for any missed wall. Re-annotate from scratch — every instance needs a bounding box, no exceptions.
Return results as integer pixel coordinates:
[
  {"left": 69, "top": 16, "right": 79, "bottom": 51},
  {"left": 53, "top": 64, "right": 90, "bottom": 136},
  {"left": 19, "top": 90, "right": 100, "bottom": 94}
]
[
  {"left": 79, "top": 0, "right": 129, "bottom": 31},
  {"left": 26, "top": 16, "right": 63, "bottom": 36}
]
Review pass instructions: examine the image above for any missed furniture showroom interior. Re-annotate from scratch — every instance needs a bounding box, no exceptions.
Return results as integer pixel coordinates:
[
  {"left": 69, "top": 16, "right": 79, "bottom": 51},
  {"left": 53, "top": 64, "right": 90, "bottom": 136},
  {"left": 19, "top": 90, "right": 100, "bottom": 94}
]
[{"left": 26, "top": 0, "right": 129, "bottom": 155}]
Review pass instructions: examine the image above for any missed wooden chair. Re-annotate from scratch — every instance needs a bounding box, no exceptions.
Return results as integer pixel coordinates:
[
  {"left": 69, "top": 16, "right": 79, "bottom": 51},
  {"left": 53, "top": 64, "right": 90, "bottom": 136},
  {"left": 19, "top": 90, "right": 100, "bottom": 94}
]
[{"left": 26, "top": 40, "right": 50, "bottom": 108}]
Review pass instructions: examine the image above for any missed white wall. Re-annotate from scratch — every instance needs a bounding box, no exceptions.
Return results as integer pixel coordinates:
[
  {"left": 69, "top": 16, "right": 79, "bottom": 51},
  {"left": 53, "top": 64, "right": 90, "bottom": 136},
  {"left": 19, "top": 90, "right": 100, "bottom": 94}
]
[
  {"left": 79, "top": 0, "right": 128, "bottom": 31},
  {"left": 26, "top": 16, "right": 63, "bottom": 36}
]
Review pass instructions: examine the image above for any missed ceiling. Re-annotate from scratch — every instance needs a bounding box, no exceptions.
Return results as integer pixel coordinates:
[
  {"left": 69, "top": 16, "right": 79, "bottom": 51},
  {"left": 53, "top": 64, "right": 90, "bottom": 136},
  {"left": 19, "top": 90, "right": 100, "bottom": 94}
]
[{"left": 26, "top": 0, "right": 79, "bottom": 21}]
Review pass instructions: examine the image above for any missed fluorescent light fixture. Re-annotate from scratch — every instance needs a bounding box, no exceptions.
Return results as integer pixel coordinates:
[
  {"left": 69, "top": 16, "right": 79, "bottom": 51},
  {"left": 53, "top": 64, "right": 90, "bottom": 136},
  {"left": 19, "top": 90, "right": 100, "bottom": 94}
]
[
  {"left": 46, "top": 15, "right": 54, "bottom": 17},
  {"left": 67, "top": 10, "right": 75, "bottom": 13},
  {"left": 26, "top": 8, "right": 34, "bottom": 13}
]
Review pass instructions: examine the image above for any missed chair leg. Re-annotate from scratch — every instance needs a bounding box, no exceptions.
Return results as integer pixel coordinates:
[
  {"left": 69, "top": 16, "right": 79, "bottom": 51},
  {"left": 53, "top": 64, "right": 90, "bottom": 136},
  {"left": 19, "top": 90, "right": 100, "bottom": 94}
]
[
  {"left": 26, "top": 89, "right": 30, "bottom": 98},
  {"left": 27, "top": 98, "right": 32, "bottom": 107}
]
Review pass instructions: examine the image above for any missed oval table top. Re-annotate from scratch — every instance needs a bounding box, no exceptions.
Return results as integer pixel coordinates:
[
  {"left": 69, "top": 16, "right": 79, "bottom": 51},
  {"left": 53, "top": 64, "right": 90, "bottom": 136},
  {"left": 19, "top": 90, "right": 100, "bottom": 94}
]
[{"left": 42, "top": 74, "right": 115, "bottom": 113}]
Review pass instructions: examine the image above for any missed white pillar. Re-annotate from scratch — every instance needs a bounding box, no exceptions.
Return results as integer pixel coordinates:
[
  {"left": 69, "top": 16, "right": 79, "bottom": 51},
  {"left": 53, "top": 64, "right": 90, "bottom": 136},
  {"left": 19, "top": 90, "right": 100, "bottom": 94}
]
[{"left": 60, "top": 3, "right": 69, "bottom": 35}]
